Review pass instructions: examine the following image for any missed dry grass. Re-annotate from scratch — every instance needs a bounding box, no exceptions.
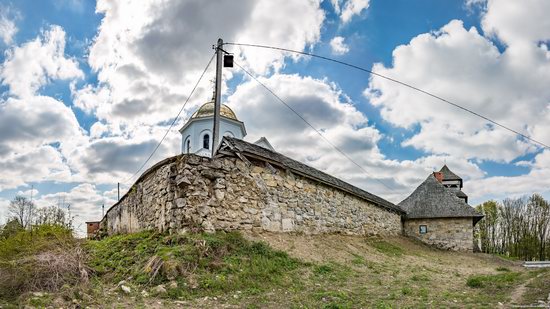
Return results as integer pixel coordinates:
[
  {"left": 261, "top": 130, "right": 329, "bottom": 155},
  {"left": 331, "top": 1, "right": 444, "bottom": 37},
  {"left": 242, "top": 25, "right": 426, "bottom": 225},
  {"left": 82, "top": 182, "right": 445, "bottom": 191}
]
[{"left": 0, "top": 225, "right": 90, "bottom": 300}]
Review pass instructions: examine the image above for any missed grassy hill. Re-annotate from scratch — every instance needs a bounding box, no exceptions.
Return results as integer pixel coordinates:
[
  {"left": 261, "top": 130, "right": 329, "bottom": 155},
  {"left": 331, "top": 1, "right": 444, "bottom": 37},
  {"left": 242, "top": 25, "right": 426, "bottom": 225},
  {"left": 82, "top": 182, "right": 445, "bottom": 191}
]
[{"left": 1, "top": 227, "right": 549, "bottom": 308}]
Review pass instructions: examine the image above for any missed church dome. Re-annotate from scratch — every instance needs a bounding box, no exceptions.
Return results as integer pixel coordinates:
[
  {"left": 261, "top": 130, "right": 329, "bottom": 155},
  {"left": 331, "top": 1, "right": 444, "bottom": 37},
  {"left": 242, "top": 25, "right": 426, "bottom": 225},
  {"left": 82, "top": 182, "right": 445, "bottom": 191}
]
[{"left": 191, "top": 102, "right": 238, "bottom": 121}]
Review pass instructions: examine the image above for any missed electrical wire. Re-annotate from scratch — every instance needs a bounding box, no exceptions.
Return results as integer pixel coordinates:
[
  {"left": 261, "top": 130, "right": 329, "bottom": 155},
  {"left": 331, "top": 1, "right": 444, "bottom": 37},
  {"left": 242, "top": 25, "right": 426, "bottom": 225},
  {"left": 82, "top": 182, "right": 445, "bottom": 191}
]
[
  {"left": 122, "top": 52, "right": 216, "bottom": 184},
  {"left": 225, "top": 42, "right": 550, "bottom": 150},
  {"left": 233, "top": 60, "right": 396, "bottom": 192}
]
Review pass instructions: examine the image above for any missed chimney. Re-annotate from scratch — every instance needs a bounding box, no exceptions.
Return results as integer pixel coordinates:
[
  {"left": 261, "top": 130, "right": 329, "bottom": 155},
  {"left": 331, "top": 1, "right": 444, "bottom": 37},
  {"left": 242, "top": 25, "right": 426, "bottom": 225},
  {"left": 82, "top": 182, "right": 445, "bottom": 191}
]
[{"left": 433, "top": 172, "right": 443, "bottom": 183}]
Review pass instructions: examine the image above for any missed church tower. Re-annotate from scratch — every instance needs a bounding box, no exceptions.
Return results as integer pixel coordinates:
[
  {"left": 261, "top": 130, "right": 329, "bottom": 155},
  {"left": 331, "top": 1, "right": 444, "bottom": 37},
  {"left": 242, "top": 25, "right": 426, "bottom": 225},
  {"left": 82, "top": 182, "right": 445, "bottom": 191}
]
[
  {"left": 438, "top": 165, "right": 468, "bottom": 203},
  {"left": 179, "top": 101, "right": 246, "bottom": 157}
]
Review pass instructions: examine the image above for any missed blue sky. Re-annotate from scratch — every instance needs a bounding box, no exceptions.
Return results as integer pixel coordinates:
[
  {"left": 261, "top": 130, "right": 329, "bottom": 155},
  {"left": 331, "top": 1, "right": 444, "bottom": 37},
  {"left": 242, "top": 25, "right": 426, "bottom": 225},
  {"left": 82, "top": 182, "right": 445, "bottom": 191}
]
[{"left": 1, "top": 0, "right": 550, "bottom": 234}]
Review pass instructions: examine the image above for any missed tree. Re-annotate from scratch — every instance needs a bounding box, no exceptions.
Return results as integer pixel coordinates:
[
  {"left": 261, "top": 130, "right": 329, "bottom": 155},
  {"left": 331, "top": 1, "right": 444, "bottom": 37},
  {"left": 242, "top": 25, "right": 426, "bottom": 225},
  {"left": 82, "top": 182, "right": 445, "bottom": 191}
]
[
  {"left": 529, "top": 194, "right": 550, "bottom": 261},
  {"left": 8, "top": 196, "right": 35, "bottom": 229},
  {"left": 0, "top": 219, "right": 23, "bottom": 239},
  {"left": 34, "top": 206, "right": 69, "bottom": 227},
  {"left": 475, "top": 200, "right": 499, "bottom": 253}
]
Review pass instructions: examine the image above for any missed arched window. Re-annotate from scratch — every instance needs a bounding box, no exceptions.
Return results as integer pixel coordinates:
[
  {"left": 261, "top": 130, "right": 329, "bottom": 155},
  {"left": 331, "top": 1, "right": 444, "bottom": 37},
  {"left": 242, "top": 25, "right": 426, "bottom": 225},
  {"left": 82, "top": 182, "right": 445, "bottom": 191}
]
[
  {"left": 203, "top": 134, "right": 210, "bottom": 149},
  {"left": 186, "top": 139, "right": 191, "bottom": 154}
]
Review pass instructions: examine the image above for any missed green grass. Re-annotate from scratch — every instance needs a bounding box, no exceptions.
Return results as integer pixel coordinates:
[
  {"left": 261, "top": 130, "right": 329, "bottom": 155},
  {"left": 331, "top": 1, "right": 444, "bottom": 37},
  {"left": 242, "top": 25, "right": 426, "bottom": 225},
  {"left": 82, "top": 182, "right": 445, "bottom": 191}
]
[
  {"left": 466, "top": 272, "right": 521, "bottom": 289},
  {"left": 369, "top": 240, "right": 404, "bottom": 257},
  {"left": 86, "top": 230, "right": 306, "bottom": 299}
]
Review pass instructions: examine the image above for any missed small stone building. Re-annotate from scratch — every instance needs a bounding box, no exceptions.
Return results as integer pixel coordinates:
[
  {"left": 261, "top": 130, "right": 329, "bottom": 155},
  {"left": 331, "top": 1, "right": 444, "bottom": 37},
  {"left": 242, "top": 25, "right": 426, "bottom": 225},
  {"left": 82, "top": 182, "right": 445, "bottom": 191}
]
[{"left": 399, "top": 166, "right": 483, "bottom": 251}]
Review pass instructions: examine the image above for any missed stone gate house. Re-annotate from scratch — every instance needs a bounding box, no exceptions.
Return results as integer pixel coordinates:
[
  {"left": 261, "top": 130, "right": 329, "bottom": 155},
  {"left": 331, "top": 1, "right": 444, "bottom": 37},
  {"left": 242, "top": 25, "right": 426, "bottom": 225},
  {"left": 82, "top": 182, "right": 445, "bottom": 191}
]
[{"left": 91, "top": 101, "right": 483, "bottom": 251}]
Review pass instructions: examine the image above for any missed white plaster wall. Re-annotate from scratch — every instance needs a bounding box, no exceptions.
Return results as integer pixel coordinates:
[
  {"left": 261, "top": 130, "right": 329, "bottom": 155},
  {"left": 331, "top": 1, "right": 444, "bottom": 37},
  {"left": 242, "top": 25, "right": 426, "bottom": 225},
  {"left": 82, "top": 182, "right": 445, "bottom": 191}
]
[{"left": 180, "top": 117, "right": 245, "bottom": 156}]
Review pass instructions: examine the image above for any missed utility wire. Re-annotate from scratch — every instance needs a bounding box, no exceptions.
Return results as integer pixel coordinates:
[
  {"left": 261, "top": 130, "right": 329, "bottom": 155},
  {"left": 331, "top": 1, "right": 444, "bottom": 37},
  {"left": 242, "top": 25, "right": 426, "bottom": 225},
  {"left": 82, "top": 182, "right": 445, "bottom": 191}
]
[
  {"left": 226, "top": 42, "right": 550, "bottom": 150},
  {"left": 233, "top": 60, "right": 395, "bottom": 192},
  {"left": 122, "top": 52, "right": 216, "bottom": 184}
]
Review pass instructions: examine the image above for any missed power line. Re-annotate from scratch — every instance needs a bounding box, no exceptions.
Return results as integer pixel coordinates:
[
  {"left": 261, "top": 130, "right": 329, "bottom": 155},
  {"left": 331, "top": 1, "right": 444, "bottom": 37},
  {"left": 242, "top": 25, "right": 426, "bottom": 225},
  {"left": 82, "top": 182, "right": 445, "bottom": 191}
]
[
  {"left": 225, "top": 42, "right": 550, "bottom": 150},
  {"left": 233, "top": 60, "right": 396, "bottom": 192},
  {"left": 122, "top": 52, "right": 216, "bottom": 184}
]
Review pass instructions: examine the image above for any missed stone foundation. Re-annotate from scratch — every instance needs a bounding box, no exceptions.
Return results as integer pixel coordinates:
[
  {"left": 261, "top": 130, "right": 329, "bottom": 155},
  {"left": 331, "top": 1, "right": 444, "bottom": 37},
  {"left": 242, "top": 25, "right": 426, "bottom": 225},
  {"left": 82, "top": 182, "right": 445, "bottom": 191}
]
[
  {"left": 101, "top": 154, "right": 402, "bottom": 236},
  {"left": 403, "top": 218, "right": 474, "bottom": 251}
]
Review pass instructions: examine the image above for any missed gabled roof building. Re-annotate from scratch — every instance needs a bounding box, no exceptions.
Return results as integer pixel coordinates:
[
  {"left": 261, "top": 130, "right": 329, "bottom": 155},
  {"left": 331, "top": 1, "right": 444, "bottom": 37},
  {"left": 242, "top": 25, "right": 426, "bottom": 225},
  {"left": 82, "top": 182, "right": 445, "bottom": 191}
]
[{"left": 399, "top": 166, "right": 483, "bottom": 251}]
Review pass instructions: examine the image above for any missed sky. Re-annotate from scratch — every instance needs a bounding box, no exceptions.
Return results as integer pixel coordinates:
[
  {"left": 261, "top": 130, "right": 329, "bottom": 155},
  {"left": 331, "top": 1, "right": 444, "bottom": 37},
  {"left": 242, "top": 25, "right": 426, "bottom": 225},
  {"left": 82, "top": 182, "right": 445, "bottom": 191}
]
[{"left": 1, "top": 0, "right": 550, "bottom": 236}]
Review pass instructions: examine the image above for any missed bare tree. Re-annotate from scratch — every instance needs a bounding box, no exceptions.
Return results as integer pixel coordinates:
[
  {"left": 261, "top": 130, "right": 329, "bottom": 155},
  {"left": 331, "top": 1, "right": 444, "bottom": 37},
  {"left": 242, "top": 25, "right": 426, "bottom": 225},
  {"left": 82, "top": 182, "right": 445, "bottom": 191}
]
[
  {"left": 8, "top": 196, "right": 35, "bottom": 229},
  {"left": 34, "top": 206, "right": 69, "bottom": 227}
]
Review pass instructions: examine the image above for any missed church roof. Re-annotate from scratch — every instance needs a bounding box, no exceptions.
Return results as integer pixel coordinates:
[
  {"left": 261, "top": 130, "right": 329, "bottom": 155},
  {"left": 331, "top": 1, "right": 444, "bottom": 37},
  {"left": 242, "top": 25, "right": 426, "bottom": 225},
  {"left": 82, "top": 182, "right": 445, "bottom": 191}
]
[
  {"left": 439, "top": 165, "right": 462, "bottom": 181},
  {"left": 217, "top": 137, "right": 404, "bottom": 214},
  {"left": 191, "top": 101, "right": 238, "bottom": 121},
  {"left": 398, "top": 174, "right": 482, "bottom": 223}
]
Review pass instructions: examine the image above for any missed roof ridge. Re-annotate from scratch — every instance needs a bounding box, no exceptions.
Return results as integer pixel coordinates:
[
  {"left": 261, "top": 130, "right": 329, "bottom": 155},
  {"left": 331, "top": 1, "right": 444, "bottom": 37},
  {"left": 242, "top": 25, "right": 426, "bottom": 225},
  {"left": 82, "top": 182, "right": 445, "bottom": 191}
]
[{"left": 219, "top": 136, "right": 403, "bottom": 214}]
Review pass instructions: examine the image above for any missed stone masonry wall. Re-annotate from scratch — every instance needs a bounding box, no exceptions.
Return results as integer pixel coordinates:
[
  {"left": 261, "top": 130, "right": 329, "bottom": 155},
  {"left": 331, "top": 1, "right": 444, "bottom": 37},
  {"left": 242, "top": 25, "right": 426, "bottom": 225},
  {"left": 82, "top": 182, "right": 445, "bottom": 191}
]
[
  {"left": 403, "top": 218, "right": 474, "bottom": 251},
  {"left": 101, "top": 154, "right": 402, "bottom": 236}
]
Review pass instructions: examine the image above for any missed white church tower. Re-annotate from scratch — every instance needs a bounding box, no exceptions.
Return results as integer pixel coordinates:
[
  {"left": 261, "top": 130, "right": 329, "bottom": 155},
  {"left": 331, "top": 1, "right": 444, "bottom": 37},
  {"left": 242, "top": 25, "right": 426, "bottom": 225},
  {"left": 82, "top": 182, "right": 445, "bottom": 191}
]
[{"left": 178, "top": 101, "right": 246, "bottom": 157}]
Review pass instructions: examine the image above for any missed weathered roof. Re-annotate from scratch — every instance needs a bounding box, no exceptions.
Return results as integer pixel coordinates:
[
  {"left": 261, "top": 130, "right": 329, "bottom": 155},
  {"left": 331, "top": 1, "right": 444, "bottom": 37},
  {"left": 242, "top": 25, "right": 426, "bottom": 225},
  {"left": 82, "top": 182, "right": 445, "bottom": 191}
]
[
  {"left": 218, "top": 136, "right": 404, "bottom": 214},
  {"left": 398, "top": 174, "right": 482, "bottom": 223},
  {"left": 455, "top": 190, "right": 468, "bottom": 199},
  {"left": 439, "top": 165, "right": 462, "bottom": 181}
]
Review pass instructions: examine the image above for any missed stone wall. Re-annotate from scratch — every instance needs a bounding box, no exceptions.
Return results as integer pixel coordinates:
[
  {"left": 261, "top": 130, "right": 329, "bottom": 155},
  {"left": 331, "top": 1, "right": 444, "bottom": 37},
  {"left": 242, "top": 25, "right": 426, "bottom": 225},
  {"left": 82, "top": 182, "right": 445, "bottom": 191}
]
[
  {"left": 101, "top": 154, "right": 402, "bottom": 236},
  {"left": 403, "top": 218, "right": 474, "bottom": 251}
]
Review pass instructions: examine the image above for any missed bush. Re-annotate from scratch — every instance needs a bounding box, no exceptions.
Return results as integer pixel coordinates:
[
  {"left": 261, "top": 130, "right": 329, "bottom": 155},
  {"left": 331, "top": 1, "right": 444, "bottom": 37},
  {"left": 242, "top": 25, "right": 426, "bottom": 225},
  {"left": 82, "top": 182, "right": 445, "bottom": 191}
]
[{"left": 0, "top": 224, "right": 88, "bottom": 299}]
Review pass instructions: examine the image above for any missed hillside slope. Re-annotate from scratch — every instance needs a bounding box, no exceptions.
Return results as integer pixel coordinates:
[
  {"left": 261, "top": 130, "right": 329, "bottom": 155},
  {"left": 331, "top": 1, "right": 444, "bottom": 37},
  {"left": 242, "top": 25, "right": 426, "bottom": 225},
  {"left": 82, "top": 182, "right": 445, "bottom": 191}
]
[{"left": 4, "top": 230, "right": 549, "bottom": 308}]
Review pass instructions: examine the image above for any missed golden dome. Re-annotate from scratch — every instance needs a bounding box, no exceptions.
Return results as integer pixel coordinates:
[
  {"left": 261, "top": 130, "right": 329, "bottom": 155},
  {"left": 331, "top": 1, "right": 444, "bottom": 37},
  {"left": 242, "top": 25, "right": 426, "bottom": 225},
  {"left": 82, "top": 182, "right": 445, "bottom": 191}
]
[{"left": 191, "top": 102, "right": 238, "bottom": 121}]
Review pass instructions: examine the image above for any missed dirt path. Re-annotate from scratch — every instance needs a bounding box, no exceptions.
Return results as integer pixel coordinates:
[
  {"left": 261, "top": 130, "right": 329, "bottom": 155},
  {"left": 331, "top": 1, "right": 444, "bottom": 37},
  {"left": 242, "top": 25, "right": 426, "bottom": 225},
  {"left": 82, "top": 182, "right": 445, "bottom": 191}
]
[{"left": 508, "top": 271, "right": 547, "bottom": 306}]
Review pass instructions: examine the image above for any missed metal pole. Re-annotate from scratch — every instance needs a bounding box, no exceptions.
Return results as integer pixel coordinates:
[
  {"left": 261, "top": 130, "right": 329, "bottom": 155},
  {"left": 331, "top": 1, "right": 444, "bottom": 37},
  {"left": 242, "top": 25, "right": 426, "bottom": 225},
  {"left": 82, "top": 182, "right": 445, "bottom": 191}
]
[
  {"left": 102, "top": 204, "right": 105, "bottom": 217},
  {"left": 212, "top": 38, "right": 223, "bottom": 157},
  {"left": 117, "top": 183, "right": 120, "bottom": 201}
]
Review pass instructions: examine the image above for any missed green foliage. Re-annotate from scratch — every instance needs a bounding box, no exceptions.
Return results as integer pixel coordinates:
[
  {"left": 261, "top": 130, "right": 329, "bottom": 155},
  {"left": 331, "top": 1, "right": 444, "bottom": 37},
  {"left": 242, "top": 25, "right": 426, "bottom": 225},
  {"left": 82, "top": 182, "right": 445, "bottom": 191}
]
[
  {"left": 0, "top": 224, "right": 73, "bottom": 260},
  {"left": 476, "top": 194, "right": 550, "bottom": 261},
  {"left": 86, "top": 230, "right": 305, "bottom": 298},
  {"left": 369, "top": 240, "right": 404, "bottom": 257},
  {"left": 0, "top": 219, "right": 23, "bottom": 240}
]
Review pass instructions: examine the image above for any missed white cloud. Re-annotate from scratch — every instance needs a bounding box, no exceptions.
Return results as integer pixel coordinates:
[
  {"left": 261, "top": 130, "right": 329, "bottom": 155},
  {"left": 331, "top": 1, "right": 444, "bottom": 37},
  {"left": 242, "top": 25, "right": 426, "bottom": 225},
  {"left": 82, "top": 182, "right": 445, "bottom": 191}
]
[
  {"left": 0, "top": 145, "right": 73, "bottom": 190},
  {"left": 0, "top": 96, "right": 84, "bottom": 156},
  {"left": 225, "top": 73, "right": 485, "bottom": 202},
  {"left": 84, "top": 0, "right": 325, "bottom": 127},
  {"left": 0, "top": 25, "right": 83, "bottom": 98},
  {"left": 481, "top": 0, "right": 550, "bottom": 46},
  {"left": 35, "top": 183, "right": 117, "bottom": 237},
  {"left": 330, "top": 36, "right": 350, "bottom": 55},
  {"left": 331, "top": 0, "right": 370, "bottom": 24},
  {"left": 0, "top": 5, "right": 18, "bottom": 45},
  {"left": 365, "top": 19, "right": 549, "bottom": 162},
  {"left": 0, "top": 198, "right": 10, "bottom": 224}
]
